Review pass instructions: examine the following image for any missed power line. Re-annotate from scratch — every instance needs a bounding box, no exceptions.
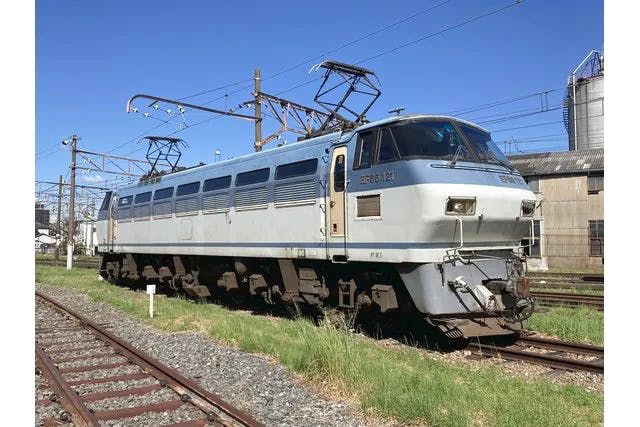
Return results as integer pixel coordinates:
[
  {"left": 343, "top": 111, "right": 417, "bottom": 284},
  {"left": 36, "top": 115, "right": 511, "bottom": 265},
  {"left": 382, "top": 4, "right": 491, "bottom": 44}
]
[
  {"left": 175, "top": 0, "right": 455, "bottom": 102},
  {"left": 489, "top": 120, "right": 564, "bottom": 133},
  {"left": 154, "top": 0, "right": 525, "bottom": 137},
  {"left": 355, "top": 0, "right": 522, "bottom": 64},
  {"left": 109, "top": 0, "right": 459, "bottom": 153},
  {"left": 447, "top": 88, "right": 562, "bottom": 116}
]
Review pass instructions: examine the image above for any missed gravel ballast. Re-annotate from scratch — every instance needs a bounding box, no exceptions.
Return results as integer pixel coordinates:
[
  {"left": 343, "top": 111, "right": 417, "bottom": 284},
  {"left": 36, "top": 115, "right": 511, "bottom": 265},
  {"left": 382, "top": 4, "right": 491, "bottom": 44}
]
[{"left": 35, "top": 283, "right": 374, "bottom": 427}]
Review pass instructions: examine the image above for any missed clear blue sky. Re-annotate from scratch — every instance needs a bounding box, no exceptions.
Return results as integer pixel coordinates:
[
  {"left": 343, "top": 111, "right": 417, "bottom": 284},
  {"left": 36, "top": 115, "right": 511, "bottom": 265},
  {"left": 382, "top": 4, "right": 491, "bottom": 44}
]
[{"left": 36, "top": 0, "right": 603, "bottom": 187}]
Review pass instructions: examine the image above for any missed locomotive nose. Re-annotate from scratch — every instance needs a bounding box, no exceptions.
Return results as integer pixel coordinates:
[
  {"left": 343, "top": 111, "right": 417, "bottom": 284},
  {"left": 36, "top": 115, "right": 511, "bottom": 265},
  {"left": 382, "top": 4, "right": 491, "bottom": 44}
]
[{"left": 418, "top": 183, "right": 536, "bottom": 249}]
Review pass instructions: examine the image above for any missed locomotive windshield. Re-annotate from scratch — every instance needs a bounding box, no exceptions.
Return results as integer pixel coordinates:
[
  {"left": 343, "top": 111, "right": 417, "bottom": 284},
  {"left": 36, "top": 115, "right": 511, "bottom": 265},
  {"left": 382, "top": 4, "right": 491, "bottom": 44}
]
[
  {"left": 390, "top": 120, "right": 474, "bottom": 162},
  {"left": 361, "top": 119, "right": 514, "bottom": 169},
  {"left": 456, "top": 123, "right": 511, "bottom": 167}
]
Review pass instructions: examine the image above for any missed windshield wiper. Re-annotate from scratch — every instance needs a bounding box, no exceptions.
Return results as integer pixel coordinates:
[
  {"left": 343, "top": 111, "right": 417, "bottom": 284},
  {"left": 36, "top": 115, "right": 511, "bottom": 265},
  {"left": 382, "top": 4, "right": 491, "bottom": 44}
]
[
  {"left": 487, "top": 152, "right": 516, "bottom": 172},
  {"left": 448, "top": 145, "right": 464, "bottom": 167}
]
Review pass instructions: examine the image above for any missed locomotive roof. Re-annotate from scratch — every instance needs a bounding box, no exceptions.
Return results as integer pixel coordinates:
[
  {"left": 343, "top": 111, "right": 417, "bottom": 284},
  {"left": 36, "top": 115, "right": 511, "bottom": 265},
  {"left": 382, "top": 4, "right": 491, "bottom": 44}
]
[
  {"left": 353, "top": 114, "right": 490, "bottom": 134},
  {"left": 117, "top": 114, "right": 489, "bottom": 192}
]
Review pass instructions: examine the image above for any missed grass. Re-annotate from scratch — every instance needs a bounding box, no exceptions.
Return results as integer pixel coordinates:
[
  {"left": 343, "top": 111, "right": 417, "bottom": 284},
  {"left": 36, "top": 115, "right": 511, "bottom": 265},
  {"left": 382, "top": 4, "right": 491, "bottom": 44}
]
[
  {"left": 35, "top": 266, "right": 603, "bottom": 426},
  {"left": 527, "top": 306, "right": 604, "bottom": 346}
]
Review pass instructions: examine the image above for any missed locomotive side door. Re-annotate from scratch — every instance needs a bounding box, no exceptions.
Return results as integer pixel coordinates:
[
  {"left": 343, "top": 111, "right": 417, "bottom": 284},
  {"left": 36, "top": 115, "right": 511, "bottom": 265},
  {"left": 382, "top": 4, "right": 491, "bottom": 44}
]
[
  {"left": 107, "top": 193, "right": 117, "bottom": 252},
  {"left": 328, "top": 145, "right": 348, "bottom": 261}
]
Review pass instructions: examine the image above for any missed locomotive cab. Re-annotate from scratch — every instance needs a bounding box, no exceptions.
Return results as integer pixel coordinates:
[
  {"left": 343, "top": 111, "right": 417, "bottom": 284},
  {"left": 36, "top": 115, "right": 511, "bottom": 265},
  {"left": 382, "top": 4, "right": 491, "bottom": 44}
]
[{"left": 341, "top": 115, "right": 536, "bottom": 336}]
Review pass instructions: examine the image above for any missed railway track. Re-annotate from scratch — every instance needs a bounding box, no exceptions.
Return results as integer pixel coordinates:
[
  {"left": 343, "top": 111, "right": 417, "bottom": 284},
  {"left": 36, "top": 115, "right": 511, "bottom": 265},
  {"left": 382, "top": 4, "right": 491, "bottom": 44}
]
[
  {"left": 36, "top": 259, "right": 99, "bottom": 269},
  {"left": 468, "top": 335, "right": 604, "bottom": 374},
  {"left": 35, "top": 291, "right": 263, "bottom": 427},
  {"left": 531, "top": 290, "right": 604, "bottom": 310}
]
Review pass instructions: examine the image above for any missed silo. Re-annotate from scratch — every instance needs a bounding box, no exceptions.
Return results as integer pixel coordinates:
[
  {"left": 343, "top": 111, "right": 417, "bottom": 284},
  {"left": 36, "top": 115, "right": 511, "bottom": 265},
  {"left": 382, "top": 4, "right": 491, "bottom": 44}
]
[{"left": 564, "top": 51, "right": 604, "bottom": 151}]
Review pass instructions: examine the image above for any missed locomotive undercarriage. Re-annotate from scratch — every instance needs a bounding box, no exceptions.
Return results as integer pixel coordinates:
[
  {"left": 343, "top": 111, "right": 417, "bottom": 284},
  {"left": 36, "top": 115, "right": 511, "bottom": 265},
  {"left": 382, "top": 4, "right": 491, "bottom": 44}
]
[
  {"left": 100, "top": 253, "right": 413, "bottom": 312},
  {"left": 99, "top": 252, "right": 532, "bottom": 338}
]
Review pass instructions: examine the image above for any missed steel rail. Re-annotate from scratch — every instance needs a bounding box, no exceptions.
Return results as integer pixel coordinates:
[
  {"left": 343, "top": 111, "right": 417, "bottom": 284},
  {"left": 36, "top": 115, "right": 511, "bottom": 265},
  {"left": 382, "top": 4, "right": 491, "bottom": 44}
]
[
  {"left": 36, "top": 291, "right": 264, "bottom": 427},
  {"left": 467, "top": 337, "right": 604, "bottom": 374},
  {"left": 36, "top": 344, "right": 100, "bottom": 427},
  {"left": 517, "top": 335, "right": 604, "bottom": 357},
  {"left": 531, "top": 291, "right": 604, "bottom": 309},
  {"left": 36, "top": 259, "right": 98, "bottom": 269},
  {"left": 530, "top": 282, "right": 604, "bottom": 291}
]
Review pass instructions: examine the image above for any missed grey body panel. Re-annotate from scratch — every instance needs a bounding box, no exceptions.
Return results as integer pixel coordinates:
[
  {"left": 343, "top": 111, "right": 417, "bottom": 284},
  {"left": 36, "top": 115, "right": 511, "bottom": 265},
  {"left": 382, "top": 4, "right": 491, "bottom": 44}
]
[{"left": 397, "top": 259, "right": 508, "bottom": 314}]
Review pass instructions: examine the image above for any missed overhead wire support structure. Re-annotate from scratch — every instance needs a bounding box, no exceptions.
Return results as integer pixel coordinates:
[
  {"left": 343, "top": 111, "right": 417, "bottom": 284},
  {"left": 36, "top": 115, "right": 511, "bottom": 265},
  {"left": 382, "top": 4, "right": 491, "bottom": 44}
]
[
  {"left": 62, "top": 134, "right": 79, "bottom": 270},
  {"left": 127, "top": 83, "right": 352, "bottom": 153},
  {"left": 127, "top": 92, "right": 261, "bottom": 152},
  {"left": 242, "top": 91, "right": 346, "bottom": 151},
  {"left": 75, "top": 149, "right": 172, "bottom": 178}
]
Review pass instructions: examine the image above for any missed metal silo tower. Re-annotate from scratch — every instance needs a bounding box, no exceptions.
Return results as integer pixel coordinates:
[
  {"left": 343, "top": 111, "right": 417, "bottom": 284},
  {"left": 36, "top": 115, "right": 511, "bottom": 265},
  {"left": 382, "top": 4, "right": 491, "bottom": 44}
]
[{"left": 564, "top": 51, "right": 604, "bottom": 151}]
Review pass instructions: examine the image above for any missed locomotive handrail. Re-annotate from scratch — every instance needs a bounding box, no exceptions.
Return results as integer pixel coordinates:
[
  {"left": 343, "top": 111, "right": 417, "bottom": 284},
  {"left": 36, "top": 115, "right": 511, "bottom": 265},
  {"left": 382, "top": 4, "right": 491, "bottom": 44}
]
[
  {"left": 454, "top": 217, "right": 464, "bottom": 250},
  {"left": 519, "top": 219, "right": 535, "bottom": 251}
]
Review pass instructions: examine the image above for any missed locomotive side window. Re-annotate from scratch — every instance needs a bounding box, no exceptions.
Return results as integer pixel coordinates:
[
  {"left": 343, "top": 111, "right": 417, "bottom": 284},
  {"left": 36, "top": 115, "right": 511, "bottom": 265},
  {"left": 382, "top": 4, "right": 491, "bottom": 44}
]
[
  {"left": 118, "top": 195, "right": 133, "bottom": 206},
  {"left": 378, "top": 128, "right": 400, "bottom": 163},
  {"left": 275, "top": 159, "right": 318, "bottom": 180},
  {"left": 354, "top": 131, "right": 377, "bottom": 169},
  {"left": 203, "top": 175, "right": 231, "bottom": 192},
  {"left": 176, "top": 181, "right": 200, "bottom": 196},
  {"left": 99, "top": 191, "right": 113, "bottom": 211},
  {"left": 134, "top": 192, "right": 151, "bottom": 203},
  {"left": 334, "top": 155, "right": 346, "bottom": 192},
  {"left": 236, "top": 168, "right": 270, "bottom": 187},
  {"left": 154, "top": 187, "right": 174, "bottom": 200}
]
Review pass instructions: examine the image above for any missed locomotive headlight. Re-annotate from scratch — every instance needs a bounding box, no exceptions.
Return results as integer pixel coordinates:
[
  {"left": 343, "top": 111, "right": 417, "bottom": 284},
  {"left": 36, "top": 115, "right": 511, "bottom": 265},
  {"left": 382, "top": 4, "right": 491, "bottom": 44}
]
[
  {"left": 521, "top": 200, "right": 536, "bottom": 217},
  {"left": 446, "top": 197, "right": 476, "bottom": 215}
]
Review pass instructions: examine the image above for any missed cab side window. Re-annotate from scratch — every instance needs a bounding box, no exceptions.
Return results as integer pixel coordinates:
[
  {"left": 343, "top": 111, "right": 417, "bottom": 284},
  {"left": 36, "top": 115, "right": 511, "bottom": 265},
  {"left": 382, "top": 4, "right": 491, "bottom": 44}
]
[
  {"left": 354, "top": 130, "right": 377, "bottom": 170},
  {"left": 378, "top": 128, "right": 399, "bottom": 163}
]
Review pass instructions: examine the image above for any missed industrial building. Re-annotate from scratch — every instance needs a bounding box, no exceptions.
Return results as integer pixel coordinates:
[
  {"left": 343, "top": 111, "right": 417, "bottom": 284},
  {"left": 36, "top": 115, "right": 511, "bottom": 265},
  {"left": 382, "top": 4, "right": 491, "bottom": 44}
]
[
  {"left": 565, "top": 51, "right": 604, "bottom": 151},
  {"left": 507, "top": 50, "right": 604, "bottom": 272},
  {"left": 508, "top": 149, "right": 603, "bottom": 271}
]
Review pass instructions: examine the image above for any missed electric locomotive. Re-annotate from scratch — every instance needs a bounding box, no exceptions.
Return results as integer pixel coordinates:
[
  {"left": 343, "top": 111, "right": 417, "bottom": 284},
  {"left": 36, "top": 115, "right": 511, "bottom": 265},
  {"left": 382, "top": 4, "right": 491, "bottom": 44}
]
[{"left": 96, "top": 113, "right": 536, "bottom": 338}]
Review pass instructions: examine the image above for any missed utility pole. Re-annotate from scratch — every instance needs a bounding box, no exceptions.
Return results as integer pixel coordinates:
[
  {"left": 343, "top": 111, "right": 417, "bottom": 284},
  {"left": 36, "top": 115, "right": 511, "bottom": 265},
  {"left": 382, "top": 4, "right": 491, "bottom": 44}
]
[
  {"left": 63, "top": 134, "right": 80, "bottom": 270},
  {"left": 254, "top": 68, "right": 262, "bottom": 152},
  {"left": 55, "top": 175, "right": 63, "bottom": 261}
]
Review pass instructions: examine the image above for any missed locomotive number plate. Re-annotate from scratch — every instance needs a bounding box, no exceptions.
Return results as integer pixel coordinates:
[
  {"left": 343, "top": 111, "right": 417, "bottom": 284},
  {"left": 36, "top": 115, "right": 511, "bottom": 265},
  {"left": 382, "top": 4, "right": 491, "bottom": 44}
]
[
  {"left": 498, "top": 175, "right": 525, "bottom": 185},
  {"left": 360, "top": 170, "right": 395, "bottom": 185}
]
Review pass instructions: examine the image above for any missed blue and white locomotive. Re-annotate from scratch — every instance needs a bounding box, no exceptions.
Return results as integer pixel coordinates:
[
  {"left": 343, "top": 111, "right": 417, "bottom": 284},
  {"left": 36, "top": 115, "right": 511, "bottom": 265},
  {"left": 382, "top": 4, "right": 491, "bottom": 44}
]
[{"left": 97, "top": 114, "right": 536, "bottom": 338}]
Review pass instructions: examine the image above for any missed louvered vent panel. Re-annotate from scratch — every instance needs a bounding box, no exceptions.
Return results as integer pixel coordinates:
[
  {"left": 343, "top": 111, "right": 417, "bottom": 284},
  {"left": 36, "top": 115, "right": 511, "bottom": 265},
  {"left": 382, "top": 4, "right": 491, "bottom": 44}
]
[
  {"left": 175, "top": 197, "right": 199, "bottom": 216},
  {"left": 235, "top": 187, "right": 268, "bottom": 211},
  {"left": 202, "top": 193, "right": 229, "bottom": 214},
  {"left": 274, "top": 180, "right": 317, "bottom": 207},
  {"left": 153, "top": 201, "right": 173, "bottom": 218},
  {"left": 133, "top": 205, "right": 150, "bottom": 221},
  {"left": 357, "top": 194, "right": 381, "bottom": 217},
  {"left": 117, "top": 207, "right": 131, "bottom": 222}
]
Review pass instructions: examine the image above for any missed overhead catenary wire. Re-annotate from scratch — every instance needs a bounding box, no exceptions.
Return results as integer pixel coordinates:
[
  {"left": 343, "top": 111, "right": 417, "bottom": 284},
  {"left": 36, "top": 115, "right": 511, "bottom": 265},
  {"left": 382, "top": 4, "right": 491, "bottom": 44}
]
[
  {"left": 175, "top": 0, "right": 455, "bottom": 102},
  {"left": 446, "top": 88, "right": 563, "bottom": 116},
  {"left": 488, "top": 120, "right": 564, "bottom": 133},
  {"left": 149, "top": 0, "right": 526, "bottom": 137},
  {"left": 104, "top": 0, "right": 460, "bottom": 156},
  {"left": 44, "top": 0, "right": 526, "bottom": 178}
]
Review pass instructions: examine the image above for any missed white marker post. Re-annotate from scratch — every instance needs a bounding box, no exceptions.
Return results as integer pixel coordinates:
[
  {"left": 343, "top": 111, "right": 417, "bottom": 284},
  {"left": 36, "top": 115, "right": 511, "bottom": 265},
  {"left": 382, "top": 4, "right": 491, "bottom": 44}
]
[{"left": 146, "top": 285, "right": 156, "bottom": 318}]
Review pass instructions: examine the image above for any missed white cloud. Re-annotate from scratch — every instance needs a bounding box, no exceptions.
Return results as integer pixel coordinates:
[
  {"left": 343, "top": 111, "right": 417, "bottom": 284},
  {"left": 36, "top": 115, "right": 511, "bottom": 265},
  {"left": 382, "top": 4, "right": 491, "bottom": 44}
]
[{"left": 80, "top": 174, "right": 104, "bottom": 183}]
